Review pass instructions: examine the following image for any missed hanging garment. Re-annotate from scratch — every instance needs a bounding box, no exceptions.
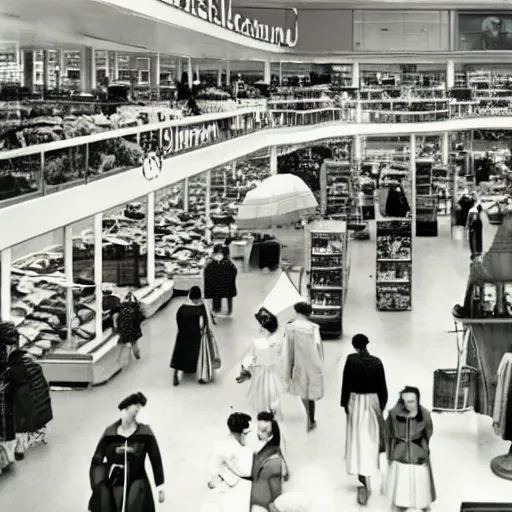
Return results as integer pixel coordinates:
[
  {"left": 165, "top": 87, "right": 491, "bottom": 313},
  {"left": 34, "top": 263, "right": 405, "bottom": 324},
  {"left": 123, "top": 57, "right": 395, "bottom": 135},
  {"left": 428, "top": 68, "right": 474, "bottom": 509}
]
[{"left": 493, "top": 353, "right": 512, "bottom": 440}]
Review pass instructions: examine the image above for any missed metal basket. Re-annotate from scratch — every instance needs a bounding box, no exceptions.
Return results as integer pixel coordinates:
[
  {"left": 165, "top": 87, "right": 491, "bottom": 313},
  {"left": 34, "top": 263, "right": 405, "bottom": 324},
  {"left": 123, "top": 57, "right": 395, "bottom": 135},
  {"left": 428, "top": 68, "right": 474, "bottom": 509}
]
[{"left": 432, "top": 366, "right": 479, "bottom": 412}]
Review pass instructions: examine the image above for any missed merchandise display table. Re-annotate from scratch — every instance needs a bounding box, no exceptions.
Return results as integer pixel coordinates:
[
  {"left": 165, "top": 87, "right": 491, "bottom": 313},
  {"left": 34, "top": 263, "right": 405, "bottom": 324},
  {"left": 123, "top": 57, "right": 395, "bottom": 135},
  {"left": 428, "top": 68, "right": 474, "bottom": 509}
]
[{"left": 173, "top": 273, "right": 203, "bottom": 292}]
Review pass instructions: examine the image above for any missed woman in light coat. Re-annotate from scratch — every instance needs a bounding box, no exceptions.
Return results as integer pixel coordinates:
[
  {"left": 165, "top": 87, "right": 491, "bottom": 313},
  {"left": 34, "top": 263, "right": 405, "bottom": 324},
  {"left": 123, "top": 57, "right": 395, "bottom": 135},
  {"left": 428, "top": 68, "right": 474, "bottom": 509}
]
[{"left": 283, "top": 302, "right": 324, "bottom": 432}]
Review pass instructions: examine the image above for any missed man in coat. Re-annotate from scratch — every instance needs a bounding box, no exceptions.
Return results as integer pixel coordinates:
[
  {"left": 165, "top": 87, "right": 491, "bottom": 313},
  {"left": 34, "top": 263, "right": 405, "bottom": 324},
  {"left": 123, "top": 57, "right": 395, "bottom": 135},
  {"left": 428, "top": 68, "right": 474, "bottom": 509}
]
[{"left": 341, "top": 334, "right": 388, "bottom": 505}]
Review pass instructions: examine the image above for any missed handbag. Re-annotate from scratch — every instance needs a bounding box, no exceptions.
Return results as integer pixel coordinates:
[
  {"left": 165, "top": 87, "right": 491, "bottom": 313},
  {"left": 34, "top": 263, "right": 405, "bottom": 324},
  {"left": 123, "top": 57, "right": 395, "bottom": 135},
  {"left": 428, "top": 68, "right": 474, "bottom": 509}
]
[
  {"left": 197, "top": 329, "right": 213, "bottom": 384},
  {"left": 206, "top": 328, "right": 221, "bottom": 370}
]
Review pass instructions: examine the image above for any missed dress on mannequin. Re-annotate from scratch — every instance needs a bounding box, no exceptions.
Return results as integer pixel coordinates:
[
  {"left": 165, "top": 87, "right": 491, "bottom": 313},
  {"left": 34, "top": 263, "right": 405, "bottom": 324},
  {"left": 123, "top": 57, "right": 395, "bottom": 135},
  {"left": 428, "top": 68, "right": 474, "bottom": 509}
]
[{"left": 493, "top": 353, "right": 512, "bottom": 441}]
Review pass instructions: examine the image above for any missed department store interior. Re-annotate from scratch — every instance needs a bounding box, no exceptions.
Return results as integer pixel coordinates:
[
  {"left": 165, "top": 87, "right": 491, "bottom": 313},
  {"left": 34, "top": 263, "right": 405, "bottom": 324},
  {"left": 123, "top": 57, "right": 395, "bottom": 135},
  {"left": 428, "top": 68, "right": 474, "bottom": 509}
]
[{"left": 2, "top": 1, "right": 512, "bottom": 511}]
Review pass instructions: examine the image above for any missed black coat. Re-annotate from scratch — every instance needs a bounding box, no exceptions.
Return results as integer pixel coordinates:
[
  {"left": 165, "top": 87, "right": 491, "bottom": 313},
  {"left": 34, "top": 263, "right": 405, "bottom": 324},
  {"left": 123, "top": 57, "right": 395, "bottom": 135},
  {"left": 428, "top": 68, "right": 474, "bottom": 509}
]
[
  {"left": 385, "top": 188, "right": 410, "bottom": 218},
  {"left": 117, "top": 301, "right": 144, "bottom": 345},
  {"left": 89, "top": 421, "right": 164, "bottom": 512},
  {"left": 8, "top": 349, "right": 53, "bottom": 433},
  {"left": 204, "top": 258, "right": 238, "bottom": 299}
]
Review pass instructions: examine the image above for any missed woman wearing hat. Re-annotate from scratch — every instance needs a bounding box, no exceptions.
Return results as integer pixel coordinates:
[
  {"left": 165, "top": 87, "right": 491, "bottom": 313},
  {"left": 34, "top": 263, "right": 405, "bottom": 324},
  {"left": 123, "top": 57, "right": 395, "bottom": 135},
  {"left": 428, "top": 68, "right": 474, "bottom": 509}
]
[{"left": 88, "top": 392, "right": 165, "bottom": 512}]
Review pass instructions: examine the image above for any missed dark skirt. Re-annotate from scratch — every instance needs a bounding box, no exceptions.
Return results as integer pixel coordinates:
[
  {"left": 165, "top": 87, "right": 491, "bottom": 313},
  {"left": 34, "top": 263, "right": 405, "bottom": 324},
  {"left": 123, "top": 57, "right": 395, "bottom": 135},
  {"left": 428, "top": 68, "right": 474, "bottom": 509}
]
[{"left": 170, "top": 331, "right": 201, "bottom": 373}]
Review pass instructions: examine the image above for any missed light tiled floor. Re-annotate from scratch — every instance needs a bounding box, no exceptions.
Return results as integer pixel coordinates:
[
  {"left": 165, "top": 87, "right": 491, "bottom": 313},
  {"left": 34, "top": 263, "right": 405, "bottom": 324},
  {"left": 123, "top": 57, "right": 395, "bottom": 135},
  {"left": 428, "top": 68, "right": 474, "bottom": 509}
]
[{"left": 1, "top": 217, "right": 511, "bottom": 512}]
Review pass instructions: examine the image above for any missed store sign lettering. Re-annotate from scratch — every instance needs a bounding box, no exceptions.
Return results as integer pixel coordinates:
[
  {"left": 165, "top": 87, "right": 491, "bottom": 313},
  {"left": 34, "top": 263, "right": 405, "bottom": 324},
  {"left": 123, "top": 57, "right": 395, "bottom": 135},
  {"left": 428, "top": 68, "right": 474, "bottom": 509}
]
[
  {"left": 161, "top": 0, "right": 298, "bottom": 48},
  {"left": 161, "top": 121, "right": 220, "bottom": 155}
]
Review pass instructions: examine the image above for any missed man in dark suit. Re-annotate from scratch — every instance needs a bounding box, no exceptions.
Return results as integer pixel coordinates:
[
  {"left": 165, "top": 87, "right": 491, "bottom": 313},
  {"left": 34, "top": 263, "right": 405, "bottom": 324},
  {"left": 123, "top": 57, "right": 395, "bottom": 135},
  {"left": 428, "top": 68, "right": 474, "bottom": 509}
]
[
  {"left": 250, "top": 412, "right": 285, "bottom": 511},
  {"left": 341, "top": 334, "right": 388, "bottom": 505}
]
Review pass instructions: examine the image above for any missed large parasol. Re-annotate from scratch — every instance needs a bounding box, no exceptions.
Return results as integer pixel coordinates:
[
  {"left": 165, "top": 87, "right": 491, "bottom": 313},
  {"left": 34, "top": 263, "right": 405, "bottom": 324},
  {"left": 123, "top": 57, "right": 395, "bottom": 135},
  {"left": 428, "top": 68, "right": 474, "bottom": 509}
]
[{"left": 236, "top": 174, "right": 318, "bottom": 230}]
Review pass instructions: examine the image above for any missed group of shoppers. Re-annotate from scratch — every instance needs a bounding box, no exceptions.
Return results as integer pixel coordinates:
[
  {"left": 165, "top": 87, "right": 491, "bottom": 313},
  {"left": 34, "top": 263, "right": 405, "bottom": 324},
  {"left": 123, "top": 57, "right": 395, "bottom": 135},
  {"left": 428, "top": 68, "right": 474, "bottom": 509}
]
[
  {"left": 0, "top": 321, "right": 53, "bottom": 473},
  {"left": 341, "top": 333, "right": 436, "bottom": 511}
]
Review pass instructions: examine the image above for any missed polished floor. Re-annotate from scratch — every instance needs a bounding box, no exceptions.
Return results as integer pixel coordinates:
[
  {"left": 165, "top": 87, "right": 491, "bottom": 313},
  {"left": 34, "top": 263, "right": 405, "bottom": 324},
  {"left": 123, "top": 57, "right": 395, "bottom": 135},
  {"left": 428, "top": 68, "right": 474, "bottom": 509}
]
[{"left": 1, "top": 218, "right": 512, "bottom": 512}]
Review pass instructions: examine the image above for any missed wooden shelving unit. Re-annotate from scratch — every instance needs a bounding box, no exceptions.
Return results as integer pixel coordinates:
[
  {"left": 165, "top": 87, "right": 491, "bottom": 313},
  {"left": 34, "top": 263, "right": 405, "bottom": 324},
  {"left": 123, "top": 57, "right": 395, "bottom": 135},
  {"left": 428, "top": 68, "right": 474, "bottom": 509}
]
[
  {"left": 305, "top": 220, "right": 349, "bottom": 337},
  {"left": 319, "top": 159, "right": 352, "bottom": 219},
  {"left": 376, "top": 219, "right": 412, "bottom": 311},
  {"left": 415, "top": 158, "right": 438, "bottom": 236}
]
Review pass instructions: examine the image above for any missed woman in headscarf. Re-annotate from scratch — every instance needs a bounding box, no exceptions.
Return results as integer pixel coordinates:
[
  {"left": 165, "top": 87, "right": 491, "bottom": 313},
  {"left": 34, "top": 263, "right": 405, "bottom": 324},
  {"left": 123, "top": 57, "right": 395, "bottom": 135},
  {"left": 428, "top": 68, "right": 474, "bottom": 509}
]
[
  {"left": 88, "top": 392, "right": 165, "bottom": 512},
  {"left": 386, "top": 386, "right": 436, "bottom": 512}
]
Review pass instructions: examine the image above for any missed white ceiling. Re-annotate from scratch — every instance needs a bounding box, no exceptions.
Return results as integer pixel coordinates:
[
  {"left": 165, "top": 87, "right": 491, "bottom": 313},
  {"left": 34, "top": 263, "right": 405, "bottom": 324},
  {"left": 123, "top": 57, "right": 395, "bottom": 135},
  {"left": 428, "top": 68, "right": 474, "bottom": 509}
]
[{"left": 0, "top": 0, "right": 287, "bottom": 60}]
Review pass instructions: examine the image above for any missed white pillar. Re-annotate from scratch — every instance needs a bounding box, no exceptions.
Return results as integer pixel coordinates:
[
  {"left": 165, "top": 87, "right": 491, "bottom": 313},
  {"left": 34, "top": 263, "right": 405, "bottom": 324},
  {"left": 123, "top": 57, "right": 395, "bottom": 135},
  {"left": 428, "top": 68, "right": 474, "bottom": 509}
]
[
  {"left": 225, "top": 61, "right": 231, "bottom": 86},
  {"left": 147, "top": 192, "right": 156, "bottom": 287},
  {"left": 0, "top": 248, "right": 12, "bottom": 322},
  {"left": 270, "top": 146, "right": 278, "bottom": 175},
  {"left": 442, "top": 132, "right": 450, "bottom": 165},
  {"left": 352, "top": 62, "right": 360, "bottom": 89},
  {"left": 156, "top": 53, "right": 161, "bottom": 93},
  {"left": 187, "top": 58, "right": 193, "bottom": 88},
  {"left": 217, "top": 64, "right": 223, "bottom": 87},
  {"left": 356, "top": 100, "right": 362, "bottom": 124},
  {"left": 354, "top": 135, "right": 362, "bottom": 162},
  {"left": 446, "top": 60, "right": 455, "bottom": 90},
  {"left": 264, "top": 61, "right": 271, "bottom": 84},
  {"left": 195, "top": 64, "right": 200, "bottom": 83},
  {"left": 113, "top": 51, "right": 119, "bottom": 81},
  {"left": 410, "top": 134, "right": 417, "bottom": 239},
  {"left": 205, "top": 170, "right": 212, "bottom": 244},
  {"left": 183, "top": 178, "right": 190, "bottom": 211},
  {"left": 176, "top": 58, "right": 183, "bottom": 82},
  {"left": 91, "top": 49, "right": 97, "bottom": 90},
  {"left": 94, "top": 213, "right": 103, "bottom": 340},
  {"left": 279, "top": 62, "right": 283, "bottom": 86},
  {"left": 104, "top": 50, "right": 110, "bottom": 78},
  {"left": 64, "top": 224, "right": 74, "bottom": 346},
  {"left": 232, "top": 160, "right": 237, "bottom": 180}
]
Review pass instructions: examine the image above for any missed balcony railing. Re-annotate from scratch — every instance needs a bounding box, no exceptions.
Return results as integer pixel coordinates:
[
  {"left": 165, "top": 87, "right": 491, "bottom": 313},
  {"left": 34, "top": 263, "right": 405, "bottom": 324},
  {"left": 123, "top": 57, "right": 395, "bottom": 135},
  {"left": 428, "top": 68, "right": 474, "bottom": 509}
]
[{"left": 0, "top": 100, "right": 510, "bottom": 209}]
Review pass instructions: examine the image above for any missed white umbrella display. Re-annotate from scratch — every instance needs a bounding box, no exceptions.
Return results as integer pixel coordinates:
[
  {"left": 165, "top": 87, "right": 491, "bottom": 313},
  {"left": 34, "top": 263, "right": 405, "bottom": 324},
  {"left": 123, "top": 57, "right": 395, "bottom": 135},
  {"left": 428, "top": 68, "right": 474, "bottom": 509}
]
[{"left": 236, "top": 174, "right": 318, "bottom": 230}]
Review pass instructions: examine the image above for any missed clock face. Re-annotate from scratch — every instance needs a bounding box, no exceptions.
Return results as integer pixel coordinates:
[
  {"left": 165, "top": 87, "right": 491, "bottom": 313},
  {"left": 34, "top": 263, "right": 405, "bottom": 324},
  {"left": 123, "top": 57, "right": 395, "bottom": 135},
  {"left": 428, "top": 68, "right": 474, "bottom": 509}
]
[{"left": 142, "top": 153, "right": 162, "bottom": 180}]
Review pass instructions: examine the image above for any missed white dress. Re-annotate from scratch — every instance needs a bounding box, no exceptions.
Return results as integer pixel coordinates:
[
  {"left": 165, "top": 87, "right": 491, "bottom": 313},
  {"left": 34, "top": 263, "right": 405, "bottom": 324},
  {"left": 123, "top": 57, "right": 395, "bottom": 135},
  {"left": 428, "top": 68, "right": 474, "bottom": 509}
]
[
  {"left": 241, "top": 333, "right": 285, "bottom": 414},
  {"left": 201, "top": 434, "right": 253, "bottom": 512}
]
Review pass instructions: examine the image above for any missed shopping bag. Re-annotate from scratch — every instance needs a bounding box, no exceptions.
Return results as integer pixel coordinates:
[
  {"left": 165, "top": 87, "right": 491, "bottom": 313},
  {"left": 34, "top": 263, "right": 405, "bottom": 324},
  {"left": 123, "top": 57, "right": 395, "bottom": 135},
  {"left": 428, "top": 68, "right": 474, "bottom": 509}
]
[
  {"left": 197, "top": 329, "right": 213, "bottom": 383},
  {"left": 206, "top": 328, "right": 222, "bottom": 370}
]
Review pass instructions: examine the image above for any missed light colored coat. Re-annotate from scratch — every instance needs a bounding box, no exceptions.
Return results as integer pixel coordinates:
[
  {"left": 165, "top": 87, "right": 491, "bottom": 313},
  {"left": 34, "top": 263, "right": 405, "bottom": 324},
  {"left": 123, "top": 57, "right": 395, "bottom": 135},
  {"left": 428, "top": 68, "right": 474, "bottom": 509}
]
[{"left": 283, "top": 319, "right": 324, "bottom": 401}]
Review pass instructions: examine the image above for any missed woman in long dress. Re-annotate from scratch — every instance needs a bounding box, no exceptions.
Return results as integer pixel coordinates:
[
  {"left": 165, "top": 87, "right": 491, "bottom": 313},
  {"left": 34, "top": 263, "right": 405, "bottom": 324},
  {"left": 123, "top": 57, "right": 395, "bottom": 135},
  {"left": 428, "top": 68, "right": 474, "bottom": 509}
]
[
  {"left": 283, "top": 302, "right": 324, "bottom": 432},
  {"left": 88, "top": 392, "right": 165, "bottom": 512},
  {"left": 202, "top": 412, "right": 253, "bottom": 512},
  {"left": 386, "top": 386, "right": 436, "bottom": 512},
  {"left": 170, "top": 286, "right": 212, "bottom": 386},
  {"left": 237, "top": 315, "right": 284, "bottom": 417}
]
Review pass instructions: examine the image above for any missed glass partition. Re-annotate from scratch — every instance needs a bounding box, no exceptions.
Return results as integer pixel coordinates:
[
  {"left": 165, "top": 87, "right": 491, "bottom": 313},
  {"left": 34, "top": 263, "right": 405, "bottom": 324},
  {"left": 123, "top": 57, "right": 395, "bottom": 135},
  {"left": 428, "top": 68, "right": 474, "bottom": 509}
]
[{"left": 10, "top": 229, "right": 67, "bottom": 358}]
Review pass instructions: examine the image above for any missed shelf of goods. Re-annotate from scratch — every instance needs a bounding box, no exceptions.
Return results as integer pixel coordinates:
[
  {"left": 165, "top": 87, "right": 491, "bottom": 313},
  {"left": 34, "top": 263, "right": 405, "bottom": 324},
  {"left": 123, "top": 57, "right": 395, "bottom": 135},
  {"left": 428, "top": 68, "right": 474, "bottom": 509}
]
[
  {"left": 305, "top": 220, "right": 349, "bottom": 337},
  {"left": 415, "top": 158, "right": 439, "bottom": 237},
  {"left": 319, "top": 160, "right": 352, "bottom": 219},
  {"left": 376, "top": 219, "right": 412, "bottom": 312}
]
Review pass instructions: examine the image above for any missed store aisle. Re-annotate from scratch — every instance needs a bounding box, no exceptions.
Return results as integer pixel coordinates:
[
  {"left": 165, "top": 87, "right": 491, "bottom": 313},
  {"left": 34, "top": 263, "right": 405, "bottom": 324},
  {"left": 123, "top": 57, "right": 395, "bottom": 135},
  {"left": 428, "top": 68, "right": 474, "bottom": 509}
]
[{"left": 1, "top": 218, "right": 511, "bottom": 512}]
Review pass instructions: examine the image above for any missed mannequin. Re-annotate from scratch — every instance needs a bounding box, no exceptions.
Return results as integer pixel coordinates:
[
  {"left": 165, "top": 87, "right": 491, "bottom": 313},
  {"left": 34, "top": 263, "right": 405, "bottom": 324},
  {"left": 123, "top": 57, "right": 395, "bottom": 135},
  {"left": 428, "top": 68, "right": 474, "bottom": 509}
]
[{"left": 491, "top": 352, "right": 512, "bottom": 480}]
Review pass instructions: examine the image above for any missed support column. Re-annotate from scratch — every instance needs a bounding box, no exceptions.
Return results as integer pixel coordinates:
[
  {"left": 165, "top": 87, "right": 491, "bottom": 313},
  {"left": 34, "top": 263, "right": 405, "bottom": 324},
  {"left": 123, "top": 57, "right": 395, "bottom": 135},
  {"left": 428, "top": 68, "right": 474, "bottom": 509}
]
[
  {"left": 147, "top": 192, "right": 156, "bottom": 286},
  {"left": 225, "top": 61, "right": 231, "bottom": 86},
  {"left": 205, "top": 170, "right": 212, "bottom": 244},
  {"left": 217, "top": 64, "right": 223, "bottom": 87},
  {"left": 64, "top": 224, "right": 74, "bottom": 347},
  {"left": 279, "top": 62, "right": 283, "bottom": 86},
  {"left": 1, "top": 248, "right": 12, "bottom": 322},
  {"left": 113, "top": 51, "right": 119, "bottom": 81},
  {"left": 270, "top": 146, "right": 278, "bottom": 175},
  {"left": 410, "top": 134, "right": 417, "bottom": 239},
  {"left": 352, "top": 62, "right": 360, "bottom": 89},
  {"left": 232, "top": 160, "right": 237, "bottom": 180},
  {"left": 354, "top": 135, "right": 362, "bottom": 162},
  {"left": 356, "top": 99, "right": 362, "bottom": 124},
  {"left": 176, "top": 58, "right": 183, "bottom": 82},
  {"left": 446, "top": 60, "right": 455, "bottom": 90},
  {"left": 263, "top": 61, "right": 271, "bottom": 84},
  {"left": 42, "top": 50, "right": 49, "bottom": 98},
  {"left": 104, "top": 50, "right": 110, "bottom": 79},
  {"left": 22, "top": 50, "right": 34, "bottom": 92},
  {"left": 80, "top": 47, "right": 96, "bottom": 93},
  {"left": 195, "top": 64, "right": 200, "bottom": 83},
  {"left": 150, "top": 54, "right": 160, "bottom": 90},
  {"left": 187, "top": 58, "right": 193, "bottom": 88},
  {"left": 94, "top": 213, "right": 103, "bottom": 340},
  {"left": 183, "top": 178, "right": 190, "bottom": 211},
  {"left": 442, "top": 132, "right": 450, "bottom": 165}
]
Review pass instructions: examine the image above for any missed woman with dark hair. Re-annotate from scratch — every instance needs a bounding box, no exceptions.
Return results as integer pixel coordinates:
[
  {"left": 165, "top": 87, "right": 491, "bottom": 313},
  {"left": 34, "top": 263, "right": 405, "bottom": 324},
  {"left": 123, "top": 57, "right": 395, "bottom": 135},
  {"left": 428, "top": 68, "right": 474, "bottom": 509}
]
[
  {"left": 386, "top": 386, "right": 436, "bottom": 512},
  {"left": 237, "top": 316, "right": 284, "bottom": 417},
  {"left": 170, "top": 286, "right": 216, "bottom": 386},
  {"left": 202, "top": 412, "right": 253, "bottom": 512},
  {"left": 251, "top": 412, "right": 287, "bottom": 512},
  {"left": 283, "top": 302, "right": 324, "bottom": 432},
  {"left": 117, "top": 292, "right": 145, "bottom": 360},
  {"left": 88, "top": 392, "right": 165, "bottom": 512},
  {"left": 341, "top": 333, "right": 387, "bottom": 505}
]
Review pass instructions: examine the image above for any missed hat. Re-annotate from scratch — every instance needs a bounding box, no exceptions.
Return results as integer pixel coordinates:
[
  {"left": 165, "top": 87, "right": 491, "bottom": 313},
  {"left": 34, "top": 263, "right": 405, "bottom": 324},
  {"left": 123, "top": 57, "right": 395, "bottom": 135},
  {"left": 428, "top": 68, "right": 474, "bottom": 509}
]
[{"left": 118, "top": 392, "right": 147, "bottom": 410}]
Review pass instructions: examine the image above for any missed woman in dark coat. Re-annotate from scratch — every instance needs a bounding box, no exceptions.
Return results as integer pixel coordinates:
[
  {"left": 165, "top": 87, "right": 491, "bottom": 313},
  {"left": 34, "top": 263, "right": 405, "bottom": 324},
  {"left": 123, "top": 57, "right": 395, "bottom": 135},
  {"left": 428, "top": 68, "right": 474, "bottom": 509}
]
[
  {"left": 385, "top": 184, "right": 410, "bottom": 218},
  {"left": 204, "top": 245, "right": 238, "bottom": 317},
  {"left": 170, "top": 286, "right": 210, "bottom": 386},
  {"left": 117, "top": 293, "right": 145, "bottom": 360},
  {"left": 89, "top": 392, "right": 165, "bottom": 512}
]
